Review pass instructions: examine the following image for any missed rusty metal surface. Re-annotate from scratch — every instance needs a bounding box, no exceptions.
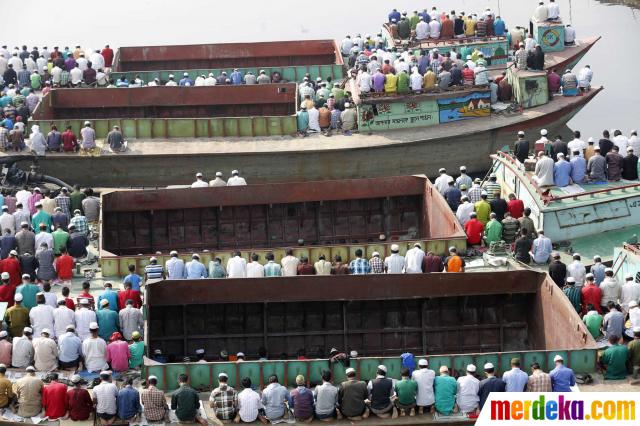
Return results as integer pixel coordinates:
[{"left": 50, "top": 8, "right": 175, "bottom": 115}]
[
  {"left": 114, "top": 40, "right": 344, "bottom": 72},
  {"left": 100, "top": 176, "right": 466, "bottom": 255},
  {"left": 33, "top": 85, "right": 297, "bottom": 120},
  {"left": 145, "top": 271, "right": 595, "bottom": 360}
]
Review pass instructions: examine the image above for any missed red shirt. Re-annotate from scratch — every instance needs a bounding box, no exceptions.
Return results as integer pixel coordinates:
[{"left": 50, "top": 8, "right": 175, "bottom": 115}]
[
  {"left": 0, "top": 284, "right": 15, "bottom": 307},
  {"left": 118, "top": 289, "right": 142, "bottom": 310},
  {"left": 42, "top": 381, "right": 68, "bottom": 419},
  {"left": 296, "top": 264, "right": 315, "bottom": 275},
  {"left": 507, "top": 199, "right": 525, "bottom": 219},
  {"left": 66, "top": 388, "right": 93, "bottom": 421},
  {"left": 1, "top": 257, "right": 21, "bottom": 286},
  {"left": 61, "top": 130, "right": 77, "bottom": 152},
  {"left": 65, "top": 297, "right": 75, "bottom": 311},
  {"left": 464, "top": 219, "right": 484, "bottom": 245},
  {"left": 101, "top": 48, "right": 114, "bottom": 67},
  {"left": 581, "top": 284, "right": 602, "bottom": 314},
  {"left": 76, "top": 292, "right": 95, "bottom": 310},
  {"left": 54, "top": 255, "right": 74, "bottom": 280}
]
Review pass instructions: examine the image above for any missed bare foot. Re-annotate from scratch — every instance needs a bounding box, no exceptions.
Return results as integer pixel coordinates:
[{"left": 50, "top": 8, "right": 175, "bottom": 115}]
[{"left": 410, "top": 408, "right": 415, "bottom": 417}]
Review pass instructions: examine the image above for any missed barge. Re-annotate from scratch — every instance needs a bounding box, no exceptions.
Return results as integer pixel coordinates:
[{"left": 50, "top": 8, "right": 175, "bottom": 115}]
[
  {"left": 110, "top": 40, "right": 345, "bottom": 84},
  {"left": 143, "top": 270, "right": 597, "bottom": 391},
  {"left": 491, "top": 151, "right": 640, "bottom": 263},
  {"left": 98, "top": 175, "right": 466, "bottom": 276}
]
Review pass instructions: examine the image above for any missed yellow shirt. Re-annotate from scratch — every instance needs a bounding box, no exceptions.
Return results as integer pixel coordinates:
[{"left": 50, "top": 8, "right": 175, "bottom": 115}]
[
  {"left": 384, "top": 73, "right": 398, "bottom": 93},
  {"left": 0, "top": 376, "right": 13, "bottom": 407},
  {"left": 464, "top": 18, "right": 475, "bottom": 36},
  {"left": 423, "top": 71, "right": 437, "bottom": 90},
  {"left": 474, "top": 200, "right": 492, "bottom": 226}
]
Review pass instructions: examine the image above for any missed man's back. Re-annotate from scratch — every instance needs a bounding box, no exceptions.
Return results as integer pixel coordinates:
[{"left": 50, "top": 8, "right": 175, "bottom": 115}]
[
  {"left": 171, "top": 384, "right": 200, "bottom": 421},
  {"left": 338, "top": 380, "right": 368, "bottom": 417}
]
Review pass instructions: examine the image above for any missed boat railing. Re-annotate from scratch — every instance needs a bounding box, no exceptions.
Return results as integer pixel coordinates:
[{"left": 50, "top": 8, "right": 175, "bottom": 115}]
[{"left": 493, "top": 151, "right": 640, "bottom": 205}]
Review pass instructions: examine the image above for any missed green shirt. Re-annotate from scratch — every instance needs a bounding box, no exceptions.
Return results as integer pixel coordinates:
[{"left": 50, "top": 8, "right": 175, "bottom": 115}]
[
  {"left": 129, "top": 341, "right": 145, "bottom": 368},
  {"left": 628, "top": 339, "right": 640, "bottom": 368},
  {"left": 397, "top": 72, "right": 410, "bottom": 93},
  {"left": 331, "top": 88, "right": 344, "bottom": 100},
  {"left": 52, "top": 229, "right": 69, "bottom": 255},
  {"left": 171, "top": 384, "right": 201, "bottom": 421},
  {"left": 394, "top": 378, "right": 418, "bottom": 406},
  {"left": 96, "top": 309, "right": 120, "bottom": 341},
  {"left": 484, "top": 219, "right": 503, "bottom": 244},
  {"left": 602, "top": 344, "right": 628, "bottom": 380},
  {"left": 474, "top": 200, "right": 491, "bottom": 225},
  {"left": 30, "top": 73, "right": 42, "bottom": 90},
  {"left": 583, "top": 312, "right": 603, "bottom": 339},
  {"left": 563, "top": 286, "right": 582, "bottom": 313},
  {"left": 69, "top": 191, "right": 86, "bottom": 214},
  {"left": 16, "top": 283, "right": 40, "bottom": 310},
  {"left": 31, "top": 210, "right": 53, "bottom": 234},
  {"left": 434, "top": 375, "right": 457, "bottom": 415}
]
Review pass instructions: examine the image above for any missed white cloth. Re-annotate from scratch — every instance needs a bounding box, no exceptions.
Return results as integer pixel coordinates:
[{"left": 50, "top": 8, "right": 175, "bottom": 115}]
[
  {"left": 93, "top": 382, "right": 118, "bottom": 414},
  {"left": 434, "top": 174, "right": 453, "bottom": 194},
  {"left": 340, "top": 38, "right": 353, "bottom": 55},
  {"left": 456, "top": 375, "right": 480, "bottom": 413},
  {"left": 612, "top": 135, "right": 628, "bottom": 153},
  {"left": 416, "top": 21, "right": 430, "bottom": 39},
  {"left": 0, "top": 212, "right": 15, "bottom": 235},
  {"left": 8, "top": 56, "right": 22, "bottom": 71},
  {"left": 567, "top": 260, "right": 586, "bottom": 287},
  {"left": 384, "top": 253, "right": 405, "bottom": 274},
  {"left": 227, "top": 176, "right": 247, "bottom": 186},
  {"left": 600, "top": 278, "right": 621, "bottom": 306},
  {"left": 629, "top": 135, "right": 640, "bottom": 154},
  {"left": 29, "top": 304, "right": 55, "bottom": 338},
  {"left": 90, "top": 52, "right": 105, "bottom": 70},
  {"left": 534, "top": 156, "right": 555, "bottom": 186},
  {"left": 82, "top": 337, "right": 108, "bottom": 373},
  {"left": 204, "top": 76, "right": 216, "bottom": 86},
  {"left": 429, "top": 20, "right": 441, "bottom": 39},
  {"left": 547, "top": 2, "right": 561, "bottom": 19},
  {"left": 578, "top": 67, "right": 593, "bottom": 89},
  {"left": 564, "top": 25, "right": 576, "bottom": 43},
  {"left": 33, "top": 337, "right": 58, "bottom": 371},
  {"left": 191, "top": 180, "right": 209, "bottom": 188},
  {"left": 629, "top": 307, "right": 640, "bottom": 329},
  {"left": 456, "top": 202, "right": 475, "bottom": 226},
  {"left": 50, "top": 67, "right": 62, "bottom": 84},
  {"left": 410, "top": 71, "right": 423, "bottom": 91},
  {"left": 12, "top": 336, "right": 34, "bottom": 368},
  {"left": 281, "top": 255, "right": 300, "bottom": 276},
  {"left": 226, "top": 256, "right": 247, "bottom": 278},
  {"left": 209, "top": 177, "right": 227, "bottom": 187},
  {"left": 620, "top": 282, "right": 640, "bottom": 313},
  {"left": 76, "top": 57, "right": 88, "bottom": 70},
  {"left": 237, "top": 388, "right": 263, "bottom": 423},
  {"left": 74, "top": 307, "right": 97, "bottom": 341},
  {"left": 16, "top": 190, "right": 32, "bottom": 209},
  {"left": 567, "top": 138, "right": 586, "bottom": 158},
  {"left": 119, "top": 306, "right": 144, "bottom": 340},
  {"left": 246, "top": 262, "right": 265, "bottom": 278},
  {"left": 43, "top": 292, "right": 57, "bottom": 309},
  {"left": 412, "top": 368, "right": 435, "bottom": 406},
  {"left": 35, "top": 232, "right": 54, "bottom": 251},
  {"left": 404, "top": 247, "right": 425, "bottom": 273},
  {"left": 525, "top": 37, "right": 538, "bottom": 52},
  {"left": 70, "top": 67, "right": 82, "bottom": 84},
  {"left": 53, "top": 306, "right": 75, "bottom": 338},
  {"left": 533, "top": 5, "right": 548, "bottom": 22},
  {"left": 358, "top": 72, "right": 372, "bottom": 93},
  {"left": 308, "top": 107, "right": 321, "bottom": 132}
]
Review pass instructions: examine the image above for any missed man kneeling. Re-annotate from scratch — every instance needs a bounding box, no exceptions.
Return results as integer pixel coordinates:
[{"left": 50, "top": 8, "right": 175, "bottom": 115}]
[{"left": 367, "top": 365, "right": 397, "bottom": 419}]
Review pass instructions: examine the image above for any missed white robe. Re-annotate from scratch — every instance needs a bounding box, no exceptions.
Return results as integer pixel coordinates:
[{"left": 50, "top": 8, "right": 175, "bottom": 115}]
[{"left": 82, "top": 337, "right": 108, "bottom": 372}]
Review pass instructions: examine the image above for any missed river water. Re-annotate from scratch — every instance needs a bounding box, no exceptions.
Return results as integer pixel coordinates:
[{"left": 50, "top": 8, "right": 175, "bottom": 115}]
[{"left": 3, "top": 0, "right": 638, "bottom": 138}]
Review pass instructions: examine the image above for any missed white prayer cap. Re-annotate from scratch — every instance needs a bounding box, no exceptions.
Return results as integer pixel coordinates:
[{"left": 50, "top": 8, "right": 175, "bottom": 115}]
[
  {"left": 439, "top": 365, "right": 449, "bottom": 373},
  {"left": 588, "top": 137, "right": 594, "bottom": 142},
  {"left": 0, "top": 331, "right": 7, "bottom": 338},
  {"left": 71, "top": 374, "right": 82, "bottom": 383},
  {"left": 26, "top": 366, "right": 36, "bottom": 372},
  {"left": 14, "top": 293, "right": 23, "bottom": 302},
  {"left": 418, "top": 359, "right": 428, "bottom": 366},
  {"left": 0, "top": 272, "right": 8, "bottom": 280},
  {"left": 391, "top": 244, "right": 399, "bottom": 251},
  {"left": 484, "top": 362, "right": 494, "bottom": 370},
  {"left": 218, "top": 372, "right": 228, "bottom": 378},
  {"left": 195, "top": 172, "right": 203, "bottom": 177},
  {"left": 170, "top": 250, "right": 178, "bottom": 256},
  {"left": 460, "top": 165, "right": 467, "bottom": 171},
  {"left": 481, "top": 191, "right": 488, "bottom": 196},
  {"left": 216, "top": 171, "right": 223, "bottom": 177},
  {"left": 377, "top": 365, "right": 387, "bottom": 373},
  {"left": 540, "top": 129, "right": 547, "bottom": 135},
  {"left": 438, "top": 167, "right": 446, "bottom": 173},
  {"left": 9, "top": 250, "right": 17, "bottom": 256},
  {"left": 566, "top": 277, "right": 575, "bottom": 283},
  {"left": 237, "top": 352, "right": 245, "bottom": 357},
  {"left": 89, "top": 321, "right": 99, "bottom": 330},
  {"left": 100, "top": 370, "right": 112, "bottom": 376},
  {"left": 345, "top": 367, "right": 356, "bottom": 375},
  {"left": 66, "top": 324, "right": 75, "bottom": 331},
  {"left": 605, "top": 267, "right": 614, "bottom": 273},
  {"left": 231, "top": 169, "right": 239, "bottom": 175},
  {"left": 23, "top": 327, "right": 32, "bottom": 334},
  {"left": 350, "top": 350, "right": 358, "bottom": 358},
  {"left": 84, "top": 121, "right": 91, "bottom": 126},
  {"left": 467, "top": 364, "right": 477, "bottom": 372},
  {"left": 586, "top": 273, "right": 594, "bottom": 279},
  {"left": 20, "top": 221, "right": 28, "bottom": 227},
  {"left": 634, "top": 326, "right": 640, "bottom": 333},
  {"left": 554, "top": 354, "right": 564, "bottom": 362},
  {"left": 41, "top": 328, "right": 51, "bottom": 335},
  {"left": 557, "top": 152, "right": 565, "bottom": 158},
  {"left": 466, "top": 55, "right": 472, "bottom": 59},
  {"left": 150, "top": 256, "right": 157, "bottom": 262},
  {"left": 372, "top": 251, "right": 380, "bottom": 257},
  {"left": 169, "top": 74, "right": 174, "bottom": 78},
  {"left": 192, "top": 253, "right": 200, "bottom": 259},
  {"left": 518, "top": 130, "right": 525, "bottom": 136},
  {"left": 147, "top": 375, "right": 157, "bottom": 382},
  {"left": 208, "top": 73, "right": 214, "bottom": 77},
  {"left": 183, "top": 72, "right": 189, "bottom": 77}
]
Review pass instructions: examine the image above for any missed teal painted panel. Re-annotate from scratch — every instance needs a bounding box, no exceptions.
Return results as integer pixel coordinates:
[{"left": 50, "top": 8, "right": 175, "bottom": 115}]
[
  {"left": 533, "top": 22, "right": 565, "bottom": 52},
  {"left": 286, "top": 361, "right": 309, "bottom": 387},
  {"left": 569, "top": 349, "right": 596, "bottom": 374},
  {"left": 238, "top": 118, "right": 254, "bottom": 137},
  {"left": 380, "top": 358, "right": 402, "bottom": 379},
  {"left": 309, "top": 360, "right": 330, "bottom": 385},
  {"left": 359, "top": 359, "right": 381, "bottom": 381},
  {"left": 358, "top": 99, "right": 439, "bottom": 132},
  {"left": 500, "top": 352, "right": 524, "bottom": 374},
  {"left": 332, "top": 362, "right": 347, "bottom": 384},
  {"left": 122, "top": 119, "right": 137, "bottom": 138},
  {"left": 152, "top": 119, "right": 165, "bottom": 138},
  {"left": 210, "top": 119, "right": 225, "bottom": 137},
  {"left": 224, "top": 118, "right": 239, "bottom": 137},
  {"left": 262, "top": 361, "right": 286, "bottom": 385},
  {"left": 189, "top": 363, "right": 213, "bottom": 390},
  {"left": 473, "top": 353, "right": 500, "bottom": 374},
  {"left": 165, "top": 364, "right": 189, "bottom": 391},
  {"left": 137, "top": 119, "right": 152, "bottom": 138},
  {"left": 168, "top": 119, "right": 196, "bottom": 138},
  {"left": 546, "top": 350, "right": 569, "bottom": 370},
  {"left": 195, "top": 119, "right": 209, "bottom": 137},
  {"left": 94, "top": 120, "right": 110, "bottom": 138},
  {"left": 253, "top": 117, "right": 268, "bottom": 137},
  {"left": 281, "top": 117, "right": 297, "bottom": 135},
  {"left": 523, "top": 351, "right": 548, "bottom": 372},
  {"left": 211, "top": 362, "right": 237, "bottom": 388},
  {"left": 145, "top": 365, "right": 168, "bottom": 390},
  {"left": 238, "top": 362, "right": 261, "bottom": 387},
  {"left": 452, "top": 355, "right": 475, "bottom": 377},
  {"left": 427, "top": 356, "right": 452, "bottom": 373}
]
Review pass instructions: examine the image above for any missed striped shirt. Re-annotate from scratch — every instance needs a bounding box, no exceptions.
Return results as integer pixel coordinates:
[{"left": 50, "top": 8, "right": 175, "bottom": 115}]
[
  {"left": 54, "top": 195, "right": 71, "bottom": 217},
  {"left": 384, "top": 254, "right": 405, "bottom": 273},
  {"left": 483, "top": 182, "right": 501, "bottom": 200},
  {"left": 144, "top": 263, "right": 164, "bottom": 280},
  {"left": 264, "top": 261, "right": 282, "bottom": 277},
  {"left": 348, "top": 258, "right": 371, "bottom": 275},
  {"left": 467, "top": 185, "right": 483, "bottom": 203},
  {"left": 69, "top": 215, "right": 88, "bottom": 235},
  {"left": 237, "top": 388, "right": 262, "bottom": 423}
]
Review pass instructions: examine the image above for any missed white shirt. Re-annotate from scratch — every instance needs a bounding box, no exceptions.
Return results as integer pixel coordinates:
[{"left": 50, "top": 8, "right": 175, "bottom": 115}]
[
  {"left": 165, "top": 80, "right": 177, "bottom": 86},
  {"left": 0, "top": 212, "right": 15, "bottom": 235},
  {"left": 567, "top": 260, "right": 586, "bottom": 287},
  {"left": 416, "top": 21, "right": 429, "bottom": 39},
  {"left": 194, "top": 76, "right": 205, "bottom": 86},
  {"left": 384, "top": 253, "right": 405, "bottom": 274},
  {"left": 578, "top": 67, "right": 593, "bottom": 88},
  {"left": 308, "top": 107, "right": 320, "bottom": 132},
  {"left": 237, "top": 388, "right": 263, "bottom": 423},
  {"left": 90, "top": 52, "right": 105, "bottom": 70},
  {"left": 74, "top": 307, "right": 97, "bottom": 341},
  {"left": 456, "top": 374, "right": 480, "bottom": 413},
  {"left": 601, "top": 278, "right": 621, "bottom": 306},
  {"left": 76, "top": 57, "right": 88, "bottom": 70},
  {"left": 246, "top": 262, "right": 265, "bottom": 278},
  {"left": 24, "top": 57, "right": 36, "bottom": 73},
  {"left": 43, "top": 292, "right": 57, "bottom": 309},
  {"left": 456, "top": 201, "right": 475, "bottom": 226},
  {"left": 281, "top": 255, "right": 300, "bottom": 276},
  {"left": 525, "top": 37, "right": 538, "bottom": 52},
  {"left": 82, "top": 336, "right": 108, "bottom": 373},
  {"left": 191, "top": 179, "right": 209, "bottom": 188},
  {"left": 534, "top": 156, "right": 555, "bottom": 186},
  {"left": 204, "top": 76, "right": 216, "bottom": 86},
  {"left": 53, "top": 306, "right": 76, "bottom": 338},
  {"left": 412, "top": 368, "right": 435, "bottom": 406},
  {"left": 340, "top": 38, "right": 353, "bottom": 55},
  {"left": 12, "top": 336, "right": 34, "bottom": 368},
  {"left": 227, "top": 176, "right": 247, "bottom": 186},
  {"left": 227, "top": 256, "right": 247, "bottom": 278},
  {"left": 33, "top": 336, "right": 58, "bottom": 372},
  {"left": 36, "top": 57, "right": 46, "bottom": 74},
  {"left": 29, "top": 304, "right": 55, "bottom": 338},
  {"left": 613, "top": 135, "right": 628, "bottom": 154},
  {"left": 358, "top": 72, "right": 372, "bottom": 93},
  {"left": 620, "top": 282, "right": 640, "bottom": 312},
  {"left": 629, "top": 135, "right": 640, "bottom": 154},
  {"left": 50, "top": 66, "right": 62, "bottom": 84},
  {"left": 16, "top": 190, "right": 31, "bottom": 209},
  {"left": 8, "top": 56, "right": 22, "bottom": 70},
  {"left": 429, "top": 20, "right": 441, "bottom": 39},
  {"left": 410, "top": 71, "right": 423, "bottom": 91},
  {"left": 434, "top": 174, "right": 453, "bottom": 194},
  {"left": 395, "top": 61, "right": 409, "bottom": 74},
  {"left": 547, "top": 2, "right": 560, "bottom": 19},
  {"left": 533, "top": 4, "right": 548, "bottom": 21},
  {"left": 70, "top": 67, "right": 83, "bottom": 84},
  {"left": 466, "top": 59, "right": 476, "bottom": 70},
  {"left": 35, "top": 232, "right": 54, "bottom": 252},
  {"left": 0, "top": 57, "right": 6, "bottom": 75},
  {"left": 93, "top": 381, "right": 118, "bottom": 414},
  {"left": 404, "top": 247, "right": 425, "bottom": 273},
  {"left": 629, "top": 307, "right": 640, "bottom": 329},
  {"left": 567, "top": 138, "right": 586, "bottom": 158}
]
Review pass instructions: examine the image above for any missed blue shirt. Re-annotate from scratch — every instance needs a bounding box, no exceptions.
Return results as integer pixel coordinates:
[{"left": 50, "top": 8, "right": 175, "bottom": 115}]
[
  {"left": 348, "top": 258, "right": 371, "bottom": 275},
  {"left": 123, "top": 273, "right": 142, "bottom": 291},
  {"left": 179, "top": 77, "right": 194, "bottom": 86},
  {"left": 389, "top": 11, "right": 401, "bottom": 22},
  {"left": 502, "top": 367, "right": 529, "bottom": 392},
  {"left": 184, "top": 260, "right": 208, "bottom": 279},
  {"left": 569, "top": 156, "right": 586, "bottom": 183},
  {"left": 144, "top": 264, "right": 164, "bottom": 280},
  {"left": 532, "top": 236, "right": 553, "bottom": 264},
  {"left": 262, "top": 383, "right": 290, "bottom": 420},
  {"left": 553, "top": 160, "right": 572, "bottom": 187},
  {"left": 117, "top": 386, "right": 141, "bottom": 420},
  {"left": 591, "top": 263, "right": 606, "bottom": 285},
  {"left": 96, "top": 309, "right": 119, "bottom": 341},
  {"left": 493, "top": 19, "right": 506, "bottom": 36},
  {"left": 230, "top": 71, "right": 243, "bottom": 85},
  {"left": 296, "top": 111, "right": 309, "bottom": 131},
  {"left": 549, "top": 365, "right": 575, "bottom": 392},
  {"left": 97, "top": 288, "right": 119, "bottom": 312},
  {"left": 58, "top": 332, "right": 82, "bottom": 362}
]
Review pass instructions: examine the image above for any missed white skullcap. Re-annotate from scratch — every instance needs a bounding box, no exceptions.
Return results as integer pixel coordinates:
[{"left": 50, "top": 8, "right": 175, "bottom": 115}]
[
  {"left": 41, "top": 328, "right": 51, "bottom": 335},
  {"left": 231, "top": 169, "right": 239, "bottom": 175},
  {"left": 605, "top": 267, "right": 614, "bottom": 273},
  {"left": 484, "top": 362, "right": 494, "bottom": 370},
  {"left": 566, "top": 277, "right": 575, "bottom": 283},
  {"left": 150, "top": 256, "right": 157, "bottom": 262},
  {"left": 0, "top": 272, "right": 9, "bottom": 280},
  {"left": 554, "top": 355, "right": 564, "bottom": 362},
  {"left": 391, "top": 244, "right": 399, "bottom": 251},
  {"left": 350, "top": 350, "right": 358, "bottom": 357},
  {"left": 89, "top": 321, "right": 99, "bottom": 330},
  {"left": 344, "top": 102, "right": 351, "bottom": 108},
  {"left": 467, "top": 364, "right": 477, "bottom": 372},
  {"left": 216, "top": 171, "right": 223, "bottom": 177},
  {"left": 147, "top": 375, "right": 158, "bottom": 381},
  {"left": 14, "top": 293, "right": 23, "bottom": 302},
  {"left": 540, "top": 129, "right": 548, "bottom": 135},
  {"left": 170, "top": 250, "right": 178, "bottom": 256},
  {"left": 372, "top": 251, "right": 380, "bottom": 257},
  {"left": 9, "top": 250, "right": 17, "bottom": 256},
  {"left": 586, "top": 273, "right": 594, "bottom": 278},
  {"left": 460, "top": 166, "right": 467, "bottom": 170},
  {"left": 218, "top": 372, "right": 228, "bottom": 378},
  {"left": 377, "top": 364, "right": 387, "bottom": 373},
  {"left": 195, "top": 172, "right": 202, "bottom": 177},
  {"left": 518, "top": 130, "right": 525, "bottom": 136},
  {"left": 634, "top": 326, "right": 640, "bottom": 332},
  {"left": 0, "top": 331, "right": 7, "bottom": 338},
  {"left": 345, "top": 367, "right": 356, "bottom": 375},
  {"left": 26, "top": 366, "right": 36, "bottom": 372},
  {"left": 418, "top": 359, "right": 428, "bottom": 366},
  {"left": 237, "top": 352, "right": 245, "bottom": 357}
]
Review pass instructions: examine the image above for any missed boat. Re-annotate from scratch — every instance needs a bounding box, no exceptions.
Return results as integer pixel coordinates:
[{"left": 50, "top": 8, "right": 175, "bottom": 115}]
[
  {"left": 490, "top": 150, "right": 640, "bottom": 264},
  {"left": 98, "top": 175, "right": 466, "bottom": 276},
  {"left": 142, "top": 269, "right": 597, "bottom": 391}
]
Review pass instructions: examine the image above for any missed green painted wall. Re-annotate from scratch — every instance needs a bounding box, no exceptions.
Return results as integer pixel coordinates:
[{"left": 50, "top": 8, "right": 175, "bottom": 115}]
[
  {"left": 358, "top": 99, "right": 439, "bottom": 131},
  {"left": 508, "top": 69, "right": 549, "bottom": 109}
]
